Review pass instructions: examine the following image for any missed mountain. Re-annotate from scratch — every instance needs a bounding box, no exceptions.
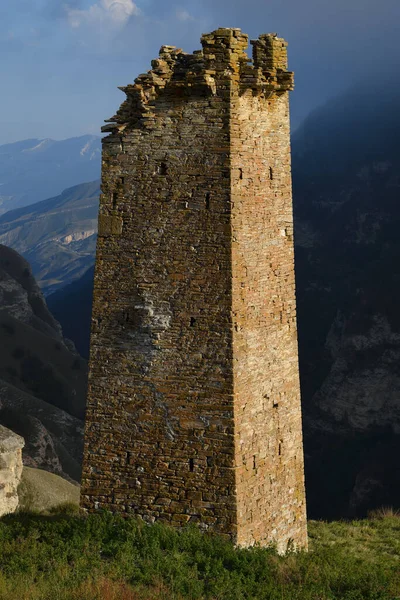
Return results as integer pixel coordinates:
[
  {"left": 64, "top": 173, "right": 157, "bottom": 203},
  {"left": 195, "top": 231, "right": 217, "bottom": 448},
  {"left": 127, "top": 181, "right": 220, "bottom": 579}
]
[
  {"left": 0, "top": 136, "right": 101, "bottom": 214},
  {"left": 0, "top": 244, "right": 86, "bottom": 482},
  {"left": 292, "top": 78, "right": 400, "bottom": 518},
  {"left": 47, "top": 266, "right": 95, "bottom": 358},
  {"left": 0, "top": 181, "right": 99, "bottom": 295}
]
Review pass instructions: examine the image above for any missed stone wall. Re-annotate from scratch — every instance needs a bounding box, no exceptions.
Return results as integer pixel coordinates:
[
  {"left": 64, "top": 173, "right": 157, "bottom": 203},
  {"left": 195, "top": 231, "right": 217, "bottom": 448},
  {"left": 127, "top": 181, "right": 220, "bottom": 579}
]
[
  {"left": 0, "top": 425, "right": 24, "bottom": 516},
  {"left": 81, "top": 28, "right": 307, "bottom": 552},
  {"left": 231, "top": 80, "right": 307, "bottom": 551}
]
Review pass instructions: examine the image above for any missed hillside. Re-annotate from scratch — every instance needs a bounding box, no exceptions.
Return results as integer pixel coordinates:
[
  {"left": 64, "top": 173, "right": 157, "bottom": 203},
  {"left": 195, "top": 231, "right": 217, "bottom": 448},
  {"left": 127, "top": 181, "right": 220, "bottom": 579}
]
[
  {"left": 0, "top": 244, "right": 86, "bottom": 481},
  {"left": 0, "top": 136, "right": 101, "bottom": 214},
  {"left": 17, "top": 467, "right": 80, "bottom": 513},
  {"left": 0, "top": 181, "right": 99, "bottom": 295},
  {"left": 292, "top": 79, "right": 400, "bottom": 518}
]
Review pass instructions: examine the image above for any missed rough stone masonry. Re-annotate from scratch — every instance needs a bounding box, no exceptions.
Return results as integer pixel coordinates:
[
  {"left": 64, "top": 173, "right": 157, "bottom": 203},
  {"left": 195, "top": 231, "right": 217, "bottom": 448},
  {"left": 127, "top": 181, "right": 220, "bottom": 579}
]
[
  {"left": 0, "top": 425, "right": 24, "bottom": 516},
  {"left": 81, "top": 28, "right": 308, "bottom": 552}
]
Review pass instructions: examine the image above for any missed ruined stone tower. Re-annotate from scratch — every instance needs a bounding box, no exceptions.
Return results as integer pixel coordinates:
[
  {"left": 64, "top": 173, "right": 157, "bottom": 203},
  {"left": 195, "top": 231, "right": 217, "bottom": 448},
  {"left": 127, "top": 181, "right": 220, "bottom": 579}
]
[{"left": 81, "top": 28, "right": 307, "bottom": 552}]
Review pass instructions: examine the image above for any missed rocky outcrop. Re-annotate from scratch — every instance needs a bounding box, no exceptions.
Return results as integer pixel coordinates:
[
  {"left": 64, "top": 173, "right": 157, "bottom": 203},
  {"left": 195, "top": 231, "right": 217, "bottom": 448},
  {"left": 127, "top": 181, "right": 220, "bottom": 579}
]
[
  {"left": 0, "top": 425, "right": 24, "bottom": 516},
  {"left": 313, "top": 313, "right": 400, "bottom": 433}
]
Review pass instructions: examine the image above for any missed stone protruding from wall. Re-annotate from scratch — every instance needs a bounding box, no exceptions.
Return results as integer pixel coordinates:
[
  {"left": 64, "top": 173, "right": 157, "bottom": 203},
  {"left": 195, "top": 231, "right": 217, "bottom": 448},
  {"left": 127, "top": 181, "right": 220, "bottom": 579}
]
[
  {"left": 251, "top": 34, "right": 288, "bottom": 71},
  {"left": 0, "top": 425, "right": 24, "bottom": 516},
  {"left": 82, "top": 28, "right": 307, "bottom": 554}
]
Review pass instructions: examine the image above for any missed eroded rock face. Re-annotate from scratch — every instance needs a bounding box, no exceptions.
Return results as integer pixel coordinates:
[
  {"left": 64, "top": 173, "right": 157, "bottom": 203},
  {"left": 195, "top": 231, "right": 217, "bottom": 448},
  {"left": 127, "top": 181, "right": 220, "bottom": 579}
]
[
  {"left": 314, "top": 313, "right": 400, "bottom": 433},
  {"left": 0, "top": 244, "right": 86, "bottom": 482},
  {"left": 0, "top": 425, "right": 24, "bottom": 516},
  {"left": 292, "top": 77, "right": 400, "bottom": 518}
]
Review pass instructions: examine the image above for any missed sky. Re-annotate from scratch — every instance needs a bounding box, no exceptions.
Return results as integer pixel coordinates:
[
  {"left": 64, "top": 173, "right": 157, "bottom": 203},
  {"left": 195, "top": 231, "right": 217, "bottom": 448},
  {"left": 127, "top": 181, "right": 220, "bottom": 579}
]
[{"left": 1, "top": 0, "right": 399, "bottom": 145}]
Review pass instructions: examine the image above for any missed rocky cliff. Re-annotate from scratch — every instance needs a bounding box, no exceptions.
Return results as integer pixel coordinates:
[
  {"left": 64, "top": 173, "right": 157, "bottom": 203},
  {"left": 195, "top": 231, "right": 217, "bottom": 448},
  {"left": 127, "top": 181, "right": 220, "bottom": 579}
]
[
  {"left": 0, "top": 244, "right": 86, "bottom": 482},
  {"left": 293, "top": 78, "right": 400, "bottom": 518}
]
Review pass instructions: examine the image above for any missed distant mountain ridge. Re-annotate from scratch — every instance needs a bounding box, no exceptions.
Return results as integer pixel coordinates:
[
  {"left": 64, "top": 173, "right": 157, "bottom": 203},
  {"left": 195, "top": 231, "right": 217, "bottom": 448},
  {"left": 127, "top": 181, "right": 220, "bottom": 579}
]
[
  {"left": 0, "top": 135, "right": 101, "bottom": 214},
  {"left": 0, "top": 180, "right": 100, "bottom": 295}
]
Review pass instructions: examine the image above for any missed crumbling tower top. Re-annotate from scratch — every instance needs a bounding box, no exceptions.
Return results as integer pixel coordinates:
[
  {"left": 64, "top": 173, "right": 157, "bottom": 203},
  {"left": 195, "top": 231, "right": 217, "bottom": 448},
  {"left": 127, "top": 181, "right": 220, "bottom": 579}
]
[{"left": 102, "top": 28, "right": 294, "bottom": 134}]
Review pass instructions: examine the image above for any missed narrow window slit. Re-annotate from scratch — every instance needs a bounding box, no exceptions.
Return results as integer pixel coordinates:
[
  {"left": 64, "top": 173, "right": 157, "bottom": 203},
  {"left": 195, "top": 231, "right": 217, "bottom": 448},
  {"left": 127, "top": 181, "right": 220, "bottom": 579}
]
[
  {"left": 253, "top": 455, "right": 256, "bottom": 470},
  {"left": 120, "top": 176, "right": 125, "bottom": 185},
  {"left": 190, "top": 317, "right": 196, "bottom": 327},
  {"left": 205, "top": 192, "right": 211, "bottom": 210},
  {"left": 269, "top": 167, "right": 274, "bottom": 180},
  {"left": 158, "top": 162, "right": 167, "bottom": 175},
  {"left": 189, "top": 458, "right": 194, "bottom": 472},
  {"left": 112, "top": 192, "right": 118, "bottom": 209},
  {"left": 239, "top": 168, "right": 243, "bottom": 180}
]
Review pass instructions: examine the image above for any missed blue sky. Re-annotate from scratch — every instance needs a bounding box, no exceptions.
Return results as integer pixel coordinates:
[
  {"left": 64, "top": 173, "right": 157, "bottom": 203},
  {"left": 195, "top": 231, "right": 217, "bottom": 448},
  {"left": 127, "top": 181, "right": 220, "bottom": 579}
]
[{"left": 1, "top": 0, "right": 399, "bottom": 144}]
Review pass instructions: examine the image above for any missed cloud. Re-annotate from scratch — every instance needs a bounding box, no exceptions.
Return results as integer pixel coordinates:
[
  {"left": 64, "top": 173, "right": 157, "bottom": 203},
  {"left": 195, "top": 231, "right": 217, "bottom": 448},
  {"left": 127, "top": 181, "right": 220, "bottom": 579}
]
[
  {"left": 176, "top": 9, "right": 194, "bottom": 22},
  {"left": 66, "top": 0, "right": 140, "bottom": 29}
]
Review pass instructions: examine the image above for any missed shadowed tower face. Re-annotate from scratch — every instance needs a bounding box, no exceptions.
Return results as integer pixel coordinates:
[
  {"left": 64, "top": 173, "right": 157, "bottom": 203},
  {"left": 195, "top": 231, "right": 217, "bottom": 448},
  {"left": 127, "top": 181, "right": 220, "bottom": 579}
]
[{"left": 81, "top": 28, "right": 307, "bottom": 552}]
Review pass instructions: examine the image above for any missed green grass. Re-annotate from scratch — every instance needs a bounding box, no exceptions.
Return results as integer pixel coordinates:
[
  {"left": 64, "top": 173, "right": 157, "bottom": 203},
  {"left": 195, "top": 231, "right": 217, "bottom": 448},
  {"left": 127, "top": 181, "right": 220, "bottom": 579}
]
[{"left": 0, "top": 507, "right": 399, "bottom": 600}]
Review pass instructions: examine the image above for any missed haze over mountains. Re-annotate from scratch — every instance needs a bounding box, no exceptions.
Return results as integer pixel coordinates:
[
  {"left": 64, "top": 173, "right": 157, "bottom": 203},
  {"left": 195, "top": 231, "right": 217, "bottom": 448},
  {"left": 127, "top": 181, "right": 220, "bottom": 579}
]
[
  {"left": 0, "top": 181, "right": 99, "bottom": 295},
  {"left": 0, "top": 135, "right": 101, "bottom": 215}
]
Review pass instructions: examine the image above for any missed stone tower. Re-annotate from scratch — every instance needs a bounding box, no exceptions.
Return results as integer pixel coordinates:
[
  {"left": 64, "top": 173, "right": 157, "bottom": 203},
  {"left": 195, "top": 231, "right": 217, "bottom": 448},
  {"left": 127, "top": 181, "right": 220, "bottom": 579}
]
[{"left": 81, "top": 28, "right": 307, "bottom": 552}]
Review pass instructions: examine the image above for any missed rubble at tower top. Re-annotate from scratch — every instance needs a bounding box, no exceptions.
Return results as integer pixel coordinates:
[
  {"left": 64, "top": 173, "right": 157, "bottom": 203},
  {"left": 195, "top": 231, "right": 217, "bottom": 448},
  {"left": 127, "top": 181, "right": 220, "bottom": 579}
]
[{"left": 102, "top": 28, "right": 294, "bottom": 134}]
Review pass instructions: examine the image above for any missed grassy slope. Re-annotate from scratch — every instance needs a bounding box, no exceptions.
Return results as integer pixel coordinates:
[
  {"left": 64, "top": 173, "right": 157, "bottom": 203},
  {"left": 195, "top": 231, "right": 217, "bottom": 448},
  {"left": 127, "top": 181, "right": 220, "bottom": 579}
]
[
  {"left": 0, "top": 509, "right": 399, "bottom": 600},
  {"left": 17, "top": 467, "right": 80, "bottom": 513}
]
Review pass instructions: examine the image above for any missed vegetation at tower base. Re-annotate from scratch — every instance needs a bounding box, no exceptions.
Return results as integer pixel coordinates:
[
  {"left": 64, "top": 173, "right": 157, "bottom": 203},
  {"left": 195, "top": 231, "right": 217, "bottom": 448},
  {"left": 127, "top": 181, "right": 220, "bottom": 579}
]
[
  {"left": 81, "top": 27, "right": 307, "bottom": 552},
  {"left": 0, "top": 509, "right": 399, "bottom": 599}
]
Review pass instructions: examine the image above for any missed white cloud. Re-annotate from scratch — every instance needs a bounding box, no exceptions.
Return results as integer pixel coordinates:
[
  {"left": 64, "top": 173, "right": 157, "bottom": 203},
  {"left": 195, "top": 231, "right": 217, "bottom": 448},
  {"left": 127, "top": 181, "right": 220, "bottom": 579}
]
[
  {"left": 66, "top": 0, "right": 140, "bottom": 29},
  {"left": 176, "top": 9, "right": 194, "bottom": 22}
]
